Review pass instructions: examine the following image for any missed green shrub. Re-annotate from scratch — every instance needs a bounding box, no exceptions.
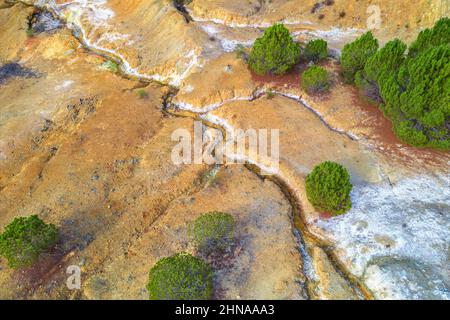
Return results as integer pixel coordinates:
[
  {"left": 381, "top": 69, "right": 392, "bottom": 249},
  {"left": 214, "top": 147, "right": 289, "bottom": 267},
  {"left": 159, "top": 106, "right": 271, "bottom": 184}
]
[
  {"left": 301, "top": 65, "right": 330, "bottom": 94},
  {"left": 248, "top": 24, "right": 301, "bottom": 75},
  {"left": 0, "top": 215, "right": 58, "bottom": 268},
  {"left": 101, "top": 60, "right": 119, "bottom": 73},
  {"left": 341, "top": 32, "right": 379, "bottom": 83},
  {"left": 306, "top": 161, "right": 352, "bottom": 216},
  {"left": 408, "top": 17, "right": 450, "bottom": 57},
  {"left": 304, "top": 39, "right": 328, "bottom": 62},
  {"left": 380, "top": 44, "right": 450, "bottom": 149},
  {"left": 188, "top": 211, "right": 235, "bottom": 254},
  {"left": 266, "top": 88, "right": 275, "bottom": 99},
  {"left": 355, "top": 39, "right": 407, "bottom": 102},
  {"left": 26, "top": 27, "right": 34, "bottom": 38},
  {"left": 137, "top": 88, "right": 148, "bottom": 99},
  {"left": 146, "top": 252, "right": 213, "bottom": 300},
  {"left": 235, "top": 44, "right": 248, "bottom": 61}
]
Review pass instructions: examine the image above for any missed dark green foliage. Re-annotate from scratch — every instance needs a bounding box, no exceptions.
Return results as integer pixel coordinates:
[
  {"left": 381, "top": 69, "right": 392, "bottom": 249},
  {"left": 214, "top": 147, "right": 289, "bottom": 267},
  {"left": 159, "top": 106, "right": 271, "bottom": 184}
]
[
  {"left": 306, "top": 161, "right": 352, "bottom": 216},
  {"left": 361, "top": 39, "right": 407, "bottom": 85},
  {"left": 0, "top": 215, "right": 58, "bottom": 269},
  {"left": 394, "top": 121, "right": 428, "bottom": 146},
  {"left": 137, "top": 88, "right": 148, "bottom": 99},
  {"left": 380, "top": 44, "right": 450, "bottom": 149},
  {"left": 249, "top": 24, "right": 301, "bottom": 75},
  {"left": 341, "top": 32, "right": 379, "bottom": 83},
  {"left": 26, "top": 27, "right": 34, "bottom": 38},
  {"left": 408, "top": 17, "right": 450, "bottom": 58},
  {"left": 146, "top": 253, "right": 213, "bottom": 300},
  {"left": 301, "top": 65, "right": 330, "bottom": 94},
  {"left": 266, "top": 88, "right": 275, "bottom": 99},
  {"left": 348, "top": 18, "right": 450, "bottom": 150},
  {"left": 188, "top": 211, "right": 235, "bottom": 254},
  {"left": 304, "top": 39, "right": 328, "bottom": 62},
  {"left": 101, "top": 60, "right": 119, "bottom": 73},
  {"left": 355, "top": 39, "right": 407, "bottom": 102}
]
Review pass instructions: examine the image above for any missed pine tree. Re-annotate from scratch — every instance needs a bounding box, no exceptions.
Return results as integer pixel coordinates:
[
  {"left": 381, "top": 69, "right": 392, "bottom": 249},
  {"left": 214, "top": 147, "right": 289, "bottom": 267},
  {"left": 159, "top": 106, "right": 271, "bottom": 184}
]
[
  {"left": 341, "top": 32, "right": 379, "bottom": 83},
  {"left": 249, "top": 24, "right": 301, "bottom": 75}
]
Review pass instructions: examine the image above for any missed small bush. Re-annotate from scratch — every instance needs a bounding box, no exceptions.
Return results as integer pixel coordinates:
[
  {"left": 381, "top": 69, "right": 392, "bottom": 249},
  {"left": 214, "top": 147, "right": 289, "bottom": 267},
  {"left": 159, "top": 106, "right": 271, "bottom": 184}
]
[
  {"left": 235, "top": 44, "right": 248, "bottom": 61},
  {"left": 0, "top": 215, "right": 58, "bottom": 268},
  {"left": 266, "top": 89, "right": 275, "bottom": 99},
  {"left": 146, "top": 252, "right": 213, "bottom": 300},
  {"left": 137, "top": 88, "right": 148, "bottom": 99},
  {"left": 341, "top": 32, "right": 379, "bottom": 83},
  {"left": 304, "top": 39, "right": 328, "bottom": 62},
  {"left": 249, "top": 24, "right": 301, "bottom": 75},
  {"left": 26, "top": 27, "right": 34, "bottom": 37},
  {"left": 188, "top": 211, "right": 235, "bottom": 254},
  {"left": 101, "top": 60, "right": 119, "bottom": 73},
  {"left": 301, "top": 65, "right": 330, "bottom": 94},
  {"left": 306, "top": 161, "right": 352, "bottom": 215}
]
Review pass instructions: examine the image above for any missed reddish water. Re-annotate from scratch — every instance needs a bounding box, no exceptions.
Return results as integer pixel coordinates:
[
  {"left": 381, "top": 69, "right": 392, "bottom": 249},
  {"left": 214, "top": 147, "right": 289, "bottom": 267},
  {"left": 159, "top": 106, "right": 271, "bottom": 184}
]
[{"left": 349, "top": 87, "right": 449, "bottom": 167}]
